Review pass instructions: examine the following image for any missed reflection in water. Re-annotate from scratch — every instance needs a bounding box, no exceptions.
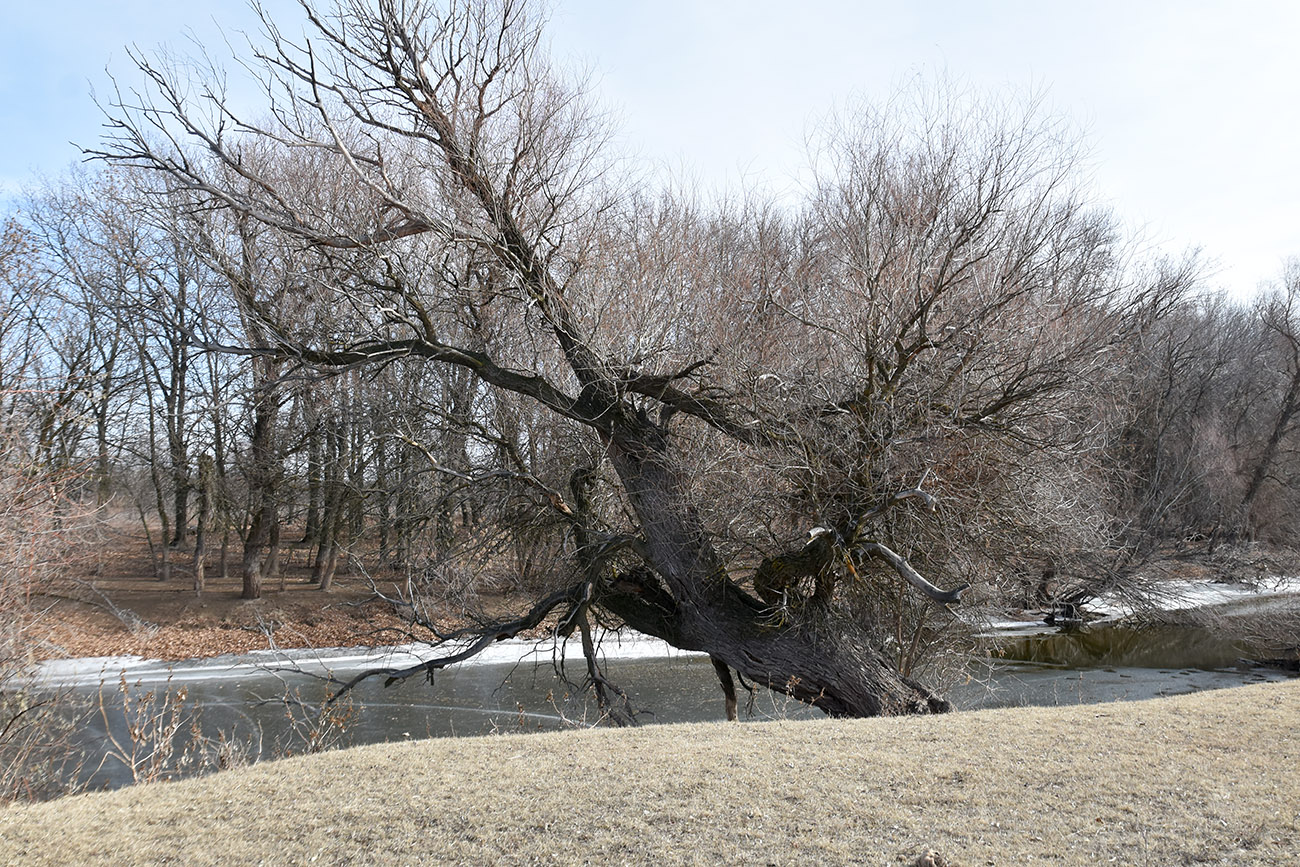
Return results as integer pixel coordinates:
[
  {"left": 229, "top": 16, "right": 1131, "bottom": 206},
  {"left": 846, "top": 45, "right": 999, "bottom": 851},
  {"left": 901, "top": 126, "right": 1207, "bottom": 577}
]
[
  {"left": 993, "top": 624, "right": 1253, "bottom": 670},
  {"left": 58, "top": 623, "right": 1296, "bottom": 791},
  {"left": 950, "top": 622, "right": 1291, "bottom": 711}
]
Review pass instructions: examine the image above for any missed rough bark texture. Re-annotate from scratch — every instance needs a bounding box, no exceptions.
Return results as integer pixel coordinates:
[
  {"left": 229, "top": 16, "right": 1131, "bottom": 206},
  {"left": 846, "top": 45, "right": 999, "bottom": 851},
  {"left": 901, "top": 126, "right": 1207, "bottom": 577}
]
[{"left": 241, "top": 357, "right": 279, "bottom": 601}]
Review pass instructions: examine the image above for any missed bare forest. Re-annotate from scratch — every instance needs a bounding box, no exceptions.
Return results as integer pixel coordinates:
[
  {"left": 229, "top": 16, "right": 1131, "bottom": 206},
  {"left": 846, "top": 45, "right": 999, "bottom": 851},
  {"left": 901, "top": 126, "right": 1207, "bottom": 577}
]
[{"left": 4, "top": 0, "right": 1300, "bottom": 729}]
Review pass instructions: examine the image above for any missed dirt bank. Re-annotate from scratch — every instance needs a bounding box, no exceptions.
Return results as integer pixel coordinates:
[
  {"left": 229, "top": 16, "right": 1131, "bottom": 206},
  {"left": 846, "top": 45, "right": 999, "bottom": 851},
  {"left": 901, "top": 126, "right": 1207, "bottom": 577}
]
[
  {"left": 34, "top": 529, "right": 470, "bottom": 661},
  {"left": 34, "top": 530, "right": 1300, "bottom": 664}
]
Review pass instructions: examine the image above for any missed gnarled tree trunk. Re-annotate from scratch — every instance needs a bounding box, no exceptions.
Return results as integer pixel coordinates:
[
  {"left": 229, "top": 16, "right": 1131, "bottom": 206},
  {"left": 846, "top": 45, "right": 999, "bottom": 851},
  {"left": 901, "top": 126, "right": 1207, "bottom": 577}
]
[{"left": 598, "top": 414, "right": 947, "bottom": 717}]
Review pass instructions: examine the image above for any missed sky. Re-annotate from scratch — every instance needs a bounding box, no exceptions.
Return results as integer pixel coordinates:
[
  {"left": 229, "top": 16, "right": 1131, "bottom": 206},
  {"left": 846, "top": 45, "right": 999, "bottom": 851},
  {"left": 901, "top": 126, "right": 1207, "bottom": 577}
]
[{"left": 3, "top": 0, "right": 1299, "bottom": 299}]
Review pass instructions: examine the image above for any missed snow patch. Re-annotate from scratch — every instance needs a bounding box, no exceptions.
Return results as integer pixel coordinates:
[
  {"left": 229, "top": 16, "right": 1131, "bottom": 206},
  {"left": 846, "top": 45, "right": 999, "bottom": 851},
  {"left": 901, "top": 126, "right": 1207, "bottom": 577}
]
[
  {"left": 976, "top": 576, "right": 1300, "bottom": 636},
  {"left": 27, "top": 632, "right": 705, "bottom": 690},
  {"left": 1094, "top": 576, "right": 1300, "bottom": 619}
]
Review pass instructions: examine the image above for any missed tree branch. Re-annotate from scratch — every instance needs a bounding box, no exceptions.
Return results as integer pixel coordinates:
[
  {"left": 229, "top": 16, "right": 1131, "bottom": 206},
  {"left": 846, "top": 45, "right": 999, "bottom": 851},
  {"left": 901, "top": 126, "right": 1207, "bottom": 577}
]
[
  {"left": 328, "top": 581, "right": 590, "bottom": 699},
  {"left": 861, "top": 541, "right": 970, "bottom": 605}
]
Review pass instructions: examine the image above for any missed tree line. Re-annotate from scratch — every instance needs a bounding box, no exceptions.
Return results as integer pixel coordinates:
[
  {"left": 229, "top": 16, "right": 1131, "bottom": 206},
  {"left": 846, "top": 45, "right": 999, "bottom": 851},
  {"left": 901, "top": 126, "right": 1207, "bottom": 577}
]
[{"left": 3, "top": 0, "right": 1299, "bottom": 717}]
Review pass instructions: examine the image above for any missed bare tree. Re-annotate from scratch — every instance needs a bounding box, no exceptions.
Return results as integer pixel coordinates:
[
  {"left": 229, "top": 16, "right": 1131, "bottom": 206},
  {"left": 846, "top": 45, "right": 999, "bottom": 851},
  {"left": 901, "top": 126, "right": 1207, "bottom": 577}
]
[
  {"left": 0, "top": 218, "right": 90, "bottom": 801},
  {"left": 195, "top": 214, "right": 295, "bottom": 600},
  {"left": 98, "top": 0, "right": 1162, "bottom": 717},
  {"left": 23, "top": 171, "right": 137, "bottom": 506},
  {"left": 25, "top": 168, "right": 216, "bottom": 581},
  {"left": 1106, "top": 258, "right": 1300, "bottom": 554},
  {"left": 1237, "top": 263, "right": 1300, "bottom": 537}
]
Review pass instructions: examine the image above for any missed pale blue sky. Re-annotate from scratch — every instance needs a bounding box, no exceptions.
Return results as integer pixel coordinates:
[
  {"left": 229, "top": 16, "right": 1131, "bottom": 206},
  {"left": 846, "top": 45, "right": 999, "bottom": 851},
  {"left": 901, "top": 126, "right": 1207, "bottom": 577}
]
[{"left": 4, "top": 1, "right": 1298, "bottom": 298}]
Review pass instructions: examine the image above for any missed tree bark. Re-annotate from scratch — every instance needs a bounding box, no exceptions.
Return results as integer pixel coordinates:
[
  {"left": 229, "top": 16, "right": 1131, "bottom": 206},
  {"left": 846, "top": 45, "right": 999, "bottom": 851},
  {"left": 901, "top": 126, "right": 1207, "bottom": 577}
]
[
  {"left": 241, "top": 356, "right": 279, "bottom": 600},
  {"left": 303, "top": 422, "right": 323, "bottom": 545},
  {"left": 241, "top": 505, "right": 267, "bottom": 601},
  {"left": 313, "top": 420, "right": 346, "bottom": 591},
  {"left": 711, "top": 656, "right": 739, "bottom": 722},
  {"left": 193, "top": 454, "right": 213, "bottom": 596}
]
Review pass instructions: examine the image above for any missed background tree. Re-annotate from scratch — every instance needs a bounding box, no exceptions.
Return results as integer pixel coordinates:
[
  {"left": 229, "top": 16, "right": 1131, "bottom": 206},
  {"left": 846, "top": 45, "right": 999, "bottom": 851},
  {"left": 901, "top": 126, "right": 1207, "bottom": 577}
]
[
  {"left": 1236, "top": 266, "right": 1300, "bottom": 537},
  {"left": 0, "top": 217, "right": 92, "bottom": 800}
]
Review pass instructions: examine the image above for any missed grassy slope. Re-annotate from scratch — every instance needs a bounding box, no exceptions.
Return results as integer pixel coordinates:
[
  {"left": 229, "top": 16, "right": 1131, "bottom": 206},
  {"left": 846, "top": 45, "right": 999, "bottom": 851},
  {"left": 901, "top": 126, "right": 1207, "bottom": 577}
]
[{"left": 0, "top": 681, "right": 1296, "bottom": 866}]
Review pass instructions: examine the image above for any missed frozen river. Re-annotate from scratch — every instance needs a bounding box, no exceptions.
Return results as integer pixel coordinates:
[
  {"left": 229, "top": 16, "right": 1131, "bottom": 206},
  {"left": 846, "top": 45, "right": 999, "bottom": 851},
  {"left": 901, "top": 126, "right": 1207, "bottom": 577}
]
[{"left": 35, "top": 621, "right": 1296, "bottom": 791}]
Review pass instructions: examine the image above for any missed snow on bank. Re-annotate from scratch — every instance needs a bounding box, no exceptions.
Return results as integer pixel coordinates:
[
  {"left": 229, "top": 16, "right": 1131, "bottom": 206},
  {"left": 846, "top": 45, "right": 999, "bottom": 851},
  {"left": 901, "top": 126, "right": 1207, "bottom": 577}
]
[
  {"left": 1092, "top": 575, "right": 1300, "bottom": 619},
  {"left": 30, "top": 579, "right": 1300, "bottom": 687},
  {"left": 974, "top": 576, "right": 1300, "bottom": 637},
  {"left": 29, "top": 632, "right": 705, "bottom": 690}
]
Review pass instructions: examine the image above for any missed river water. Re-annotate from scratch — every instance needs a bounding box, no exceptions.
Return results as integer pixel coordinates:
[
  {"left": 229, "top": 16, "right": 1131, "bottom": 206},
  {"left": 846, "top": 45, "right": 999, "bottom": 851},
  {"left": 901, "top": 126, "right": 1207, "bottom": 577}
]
[{"left": 40, "top": 623, "right": 1296, "bottom": 792}]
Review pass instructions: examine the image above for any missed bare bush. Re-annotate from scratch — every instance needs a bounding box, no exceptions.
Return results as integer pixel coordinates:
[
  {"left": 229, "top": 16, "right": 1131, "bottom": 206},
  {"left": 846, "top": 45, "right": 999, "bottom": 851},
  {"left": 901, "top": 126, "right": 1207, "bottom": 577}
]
[{"left": 0, "top": 220, "right": 95, "bottom": 801}]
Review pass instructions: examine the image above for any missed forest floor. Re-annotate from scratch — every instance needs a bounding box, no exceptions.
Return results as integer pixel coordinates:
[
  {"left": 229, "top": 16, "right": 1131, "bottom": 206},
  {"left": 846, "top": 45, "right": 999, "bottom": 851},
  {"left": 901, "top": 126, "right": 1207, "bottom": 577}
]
[
  {"left": 0, "top": 678, "right": 1295, "bottom": 865},
  {"left": 32, "top": 525, "right": 484, "bottom": 662}
]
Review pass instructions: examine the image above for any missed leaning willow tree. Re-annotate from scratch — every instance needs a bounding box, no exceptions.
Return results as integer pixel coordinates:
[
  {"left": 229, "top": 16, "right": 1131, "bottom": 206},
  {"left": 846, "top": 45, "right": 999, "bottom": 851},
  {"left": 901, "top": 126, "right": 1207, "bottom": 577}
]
[{"left": 101, "top": 0, "right": 1149, "bottom": 718}]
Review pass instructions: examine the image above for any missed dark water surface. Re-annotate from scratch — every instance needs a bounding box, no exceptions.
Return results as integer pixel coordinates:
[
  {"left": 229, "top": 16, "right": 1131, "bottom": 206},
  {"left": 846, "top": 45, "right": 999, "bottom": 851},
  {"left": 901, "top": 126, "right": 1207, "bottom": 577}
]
[
  {"left": 959, "top": 623, "right": 1289, "bottom": 708},
  {"left": 55, "top": 623, "right": 1295, "bottom": 791}
]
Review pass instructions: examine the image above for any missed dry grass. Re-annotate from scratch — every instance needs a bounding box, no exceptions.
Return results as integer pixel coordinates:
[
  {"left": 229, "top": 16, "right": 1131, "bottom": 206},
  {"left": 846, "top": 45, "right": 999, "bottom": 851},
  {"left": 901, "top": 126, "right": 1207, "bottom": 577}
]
[{"left": 0, "top": 681, "right": 1296, "bottom": 865}]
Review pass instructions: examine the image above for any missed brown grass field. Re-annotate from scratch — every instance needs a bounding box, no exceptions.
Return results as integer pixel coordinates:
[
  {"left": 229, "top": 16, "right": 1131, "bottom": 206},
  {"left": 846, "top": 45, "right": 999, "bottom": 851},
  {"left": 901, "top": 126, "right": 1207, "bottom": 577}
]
[{"left": 0, "top": 679, "right": 1295, "bottom": 865}]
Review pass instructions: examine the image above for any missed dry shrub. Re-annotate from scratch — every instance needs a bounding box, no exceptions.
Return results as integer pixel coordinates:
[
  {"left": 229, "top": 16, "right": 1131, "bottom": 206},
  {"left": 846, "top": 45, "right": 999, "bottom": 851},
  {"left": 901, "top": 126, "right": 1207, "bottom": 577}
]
[
  {"left": 1228, "top": 600, "right": 1300, "bottom": 665},
  {"left": 0, "top": 440, "right": 91, "bottom": 800}
]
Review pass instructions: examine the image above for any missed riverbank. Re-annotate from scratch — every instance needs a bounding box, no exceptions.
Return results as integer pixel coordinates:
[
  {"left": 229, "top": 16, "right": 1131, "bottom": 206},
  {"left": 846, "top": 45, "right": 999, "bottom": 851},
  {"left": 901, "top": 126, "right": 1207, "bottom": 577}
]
[
  {"left": 32, "top": 528, "right": 466, "bottom": 661},
  {"left": 38, "top": 530, "right": 1300, "bottom": 665},
  {"left": 35, "top": 530, "right": 1300, "bottom": 664},
  {"left": 28, "top": 632, "right": 705, "bottom": 690},
  {"left": 1, "top": 679, "right": 1295, "bottom": 865}
]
